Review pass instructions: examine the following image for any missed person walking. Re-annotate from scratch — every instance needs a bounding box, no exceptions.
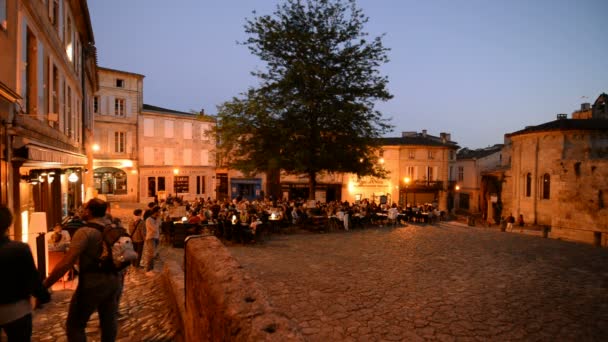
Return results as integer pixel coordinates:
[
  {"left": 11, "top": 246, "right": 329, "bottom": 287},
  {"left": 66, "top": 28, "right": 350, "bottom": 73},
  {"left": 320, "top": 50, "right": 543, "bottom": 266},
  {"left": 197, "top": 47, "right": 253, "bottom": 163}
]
[
  {"left": 128, "top": 209, "right": 145, "bottom": 268},
  {"left": 0, "top": 205, "right": 50, "bottom": 341},
  {"left": 43, "top": 198, "right": 122, "bottom": 342},
  {"left": 142, "top": 207, "right": 161, "bottom": 276}
]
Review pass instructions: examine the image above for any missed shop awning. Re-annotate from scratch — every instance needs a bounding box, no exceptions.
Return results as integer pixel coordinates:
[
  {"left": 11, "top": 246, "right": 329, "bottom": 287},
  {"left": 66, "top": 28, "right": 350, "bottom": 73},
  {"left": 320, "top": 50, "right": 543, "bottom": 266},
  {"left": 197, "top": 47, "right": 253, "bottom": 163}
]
[{"left": 19, "top": 144, "right": 87, "bottom": 166}]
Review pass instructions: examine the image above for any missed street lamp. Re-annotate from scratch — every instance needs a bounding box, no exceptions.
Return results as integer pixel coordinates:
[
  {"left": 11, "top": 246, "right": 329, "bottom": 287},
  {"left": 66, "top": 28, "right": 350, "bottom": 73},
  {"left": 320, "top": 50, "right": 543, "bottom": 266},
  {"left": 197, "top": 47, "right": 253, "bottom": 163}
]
[{"left": 403, "top": 177, "right": 411, "bottom": 207}]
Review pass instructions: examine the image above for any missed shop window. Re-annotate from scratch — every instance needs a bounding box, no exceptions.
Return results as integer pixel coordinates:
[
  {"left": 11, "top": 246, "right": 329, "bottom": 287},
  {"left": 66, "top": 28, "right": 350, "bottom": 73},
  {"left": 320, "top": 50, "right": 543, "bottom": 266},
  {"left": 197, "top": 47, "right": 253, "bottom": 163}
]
[
  {"left": 94, "top": 167, "right": 127, "bottom": 195},
  {"left": 174, "top": 176, "right": 189, "bottom": 194}
]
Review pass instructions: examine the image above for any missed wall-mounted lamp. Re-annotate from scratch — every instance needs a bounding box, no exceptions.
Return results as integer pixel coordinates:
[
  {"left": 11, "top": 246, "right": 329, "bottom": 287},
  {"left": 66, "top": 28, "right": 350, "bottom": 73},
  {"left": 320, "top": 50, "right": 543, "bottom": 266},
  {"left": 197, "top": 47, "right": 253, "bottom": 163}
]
[
  {"left": 173, "top": 168, "right": 179, "bottom": 175},
  {"left": 68, "top": 173, "right": 79, "bottom": 183},
  {"left": 92, "top": 144, "right": 100, "bottom": 152}
]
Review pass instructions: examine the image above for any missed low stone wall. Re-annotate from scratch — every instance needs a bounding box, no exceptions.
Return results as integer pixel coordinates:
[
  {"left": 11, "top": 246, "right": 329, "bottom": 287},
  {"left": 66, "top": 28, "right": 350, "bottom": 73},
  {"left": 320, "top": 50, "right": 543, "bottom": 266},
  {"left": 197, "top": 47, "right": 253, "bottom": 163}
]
[{"left": 183, "top": 236, "right": 303, "bottom": 341}]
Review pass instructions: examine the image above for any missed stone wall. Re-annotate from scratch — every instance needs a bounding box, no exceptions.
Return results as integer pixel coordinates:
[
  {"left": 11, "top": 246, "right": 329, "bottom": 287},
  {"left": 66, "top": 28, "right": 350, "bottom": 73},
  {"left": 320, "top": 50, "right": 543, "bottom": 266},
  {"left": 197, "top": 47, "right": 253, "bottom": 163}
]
[{"left": 183, "top": 236, "right": 303, "bottom": 341}]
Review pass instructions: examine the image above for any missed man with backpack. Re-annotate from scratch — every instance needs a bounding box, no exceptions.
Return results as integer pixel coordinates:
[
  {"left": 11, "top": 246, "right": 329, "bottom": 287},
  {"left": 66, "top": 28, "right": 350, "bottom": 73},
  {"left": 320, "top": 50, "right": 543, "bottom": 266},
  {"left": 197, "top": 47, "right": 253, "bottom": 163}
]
[{"left": 43, "top": 198, "right": 123, "bottom": 341}]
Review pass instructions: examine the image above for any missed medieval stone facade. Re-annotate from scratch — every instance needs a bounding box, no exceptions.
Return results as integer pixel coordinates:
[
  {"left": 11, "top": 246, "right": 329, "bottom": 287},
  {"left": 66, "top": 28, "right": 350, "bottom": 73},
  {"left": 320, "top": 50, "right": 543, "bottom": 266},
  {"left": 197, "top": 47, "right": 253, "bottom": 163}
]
[{"left": 502, "top": 95, "right": 608, "bottom": 246}]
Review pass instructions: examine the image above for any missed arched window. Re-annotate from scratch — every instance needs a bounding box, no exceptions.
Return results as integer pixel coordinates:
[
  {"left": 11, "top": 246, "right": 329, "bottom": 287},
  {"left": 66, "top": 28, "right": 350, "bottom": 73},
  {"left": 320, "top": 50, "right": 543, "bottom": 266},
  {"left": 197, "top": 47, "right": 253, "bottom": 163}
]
[
  {"left": 542, "top": 173, "right": 550, "bottom": 199},
  {"left": 94, "top": 167, "right": 128, "bottom": 195},
  {"left": 525, "top": 173, "right": 532, "bottom": 197}
]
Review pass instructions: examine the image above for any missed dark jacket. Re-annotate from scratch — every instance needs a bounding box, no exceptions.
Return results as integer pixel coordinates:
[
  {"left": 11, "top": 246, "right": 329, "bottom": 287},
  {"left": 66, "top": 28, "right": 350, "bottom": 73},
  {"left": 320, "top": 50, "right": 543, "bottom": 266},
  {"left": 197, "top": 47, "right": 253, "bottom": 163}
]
[{"left": 0, "top": 236, "right": 50, "bottom": 304}]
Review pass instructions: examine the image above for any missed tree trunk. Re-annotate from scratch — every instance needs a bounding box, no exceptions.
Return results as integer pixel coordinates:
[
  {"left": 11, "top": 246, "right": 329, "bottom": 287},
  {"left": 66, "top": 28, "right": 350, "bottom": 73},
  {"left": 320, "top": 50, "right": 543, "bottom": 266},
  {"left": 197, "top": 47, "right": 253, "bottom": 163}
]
[
  {"left": 266, "top": 167, "right": 282, "bottom": 201},
  {"left": 308, "top": 171, "right": 317, "bottom": 200}
]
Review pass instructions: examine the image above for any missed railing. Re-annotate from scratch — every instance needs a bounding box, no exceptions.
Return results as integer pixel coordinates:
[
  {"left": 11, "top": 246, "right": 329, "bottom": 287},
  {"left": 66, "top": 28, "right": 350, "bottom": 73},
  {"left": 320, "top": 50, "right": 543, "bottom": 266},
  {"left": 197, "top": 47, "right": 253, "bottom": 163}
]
[{"left": 410, "top": 180, "right": 444, "bottom": 190}]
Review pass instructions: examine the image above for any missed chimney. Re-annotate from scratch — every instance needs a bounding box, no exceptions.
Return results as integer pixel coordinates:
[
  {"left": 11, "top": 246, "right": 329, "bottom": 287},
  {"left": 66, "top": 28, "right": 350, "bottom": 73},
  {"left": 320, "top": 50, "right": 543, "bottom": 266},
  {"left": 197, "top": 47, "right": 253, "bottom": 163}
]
[
  {"left": 556, "top": 113, "right": 568, "bottom": 120},
  {"left": 440, "top": 132, "right": 446, "bottom": 142},
  {"left": 581, "top": 103, "right": 591, "bottom": 111},
  {"left": 422, "top": 129, "right": 427, "bottom": 137},
  {"left": 200, "top": 108, "right": 205, "bottom": 115}
]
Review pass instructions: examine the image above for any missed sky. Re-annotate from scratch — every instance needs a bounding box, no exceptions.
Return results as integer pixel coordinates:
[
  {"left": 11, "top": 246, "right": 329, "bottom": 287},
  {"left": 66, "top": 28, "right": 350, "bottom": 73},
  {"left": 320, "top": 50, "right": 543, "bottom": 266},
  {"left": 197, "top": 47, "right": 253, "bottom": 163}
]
[{"left": 88, "top": 0, "right": 607, "bottom": 149}]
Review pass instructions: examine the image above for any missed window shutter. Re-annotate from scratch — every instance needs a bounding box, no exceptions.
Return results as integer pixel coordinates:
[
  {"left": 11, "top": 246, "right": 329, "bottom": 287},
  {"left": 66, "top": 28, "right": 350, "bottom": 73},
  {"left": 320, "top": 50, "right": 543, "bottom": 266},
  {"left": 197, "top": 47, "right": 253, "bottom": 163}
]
[
  {"left": 108, "top": 96, "right": 114, "bottom": 115},
  {"left": 125, "top": 98, "right": 131, "bottom": 117},
  {"left": 433, "top": 166, "right": 439, "bottom": 181},
  {"left": 108, "top": 131, "right": 113, "bottom": 154},
  {"left": 126, "top": 131, "right": 133, "bottom": 155}
]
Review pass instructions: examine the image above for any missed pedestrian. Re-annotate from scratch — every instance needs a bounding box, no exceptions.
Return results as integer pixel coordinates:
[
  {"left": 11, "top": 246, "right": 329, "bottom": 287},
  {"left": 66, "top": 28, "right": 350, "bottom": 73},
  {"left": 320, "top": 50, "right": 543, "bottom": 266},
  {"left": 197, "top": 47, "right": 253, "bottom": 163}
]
[
  {"left": 517, "top": 214, "right": 525, "bottom": 227},
  {"left": 0, "top": 205, "right": 51, "bottom": 341},
  {"left": 142, "top": 206, "right": 161, "bottom": 276},
  {"left": 128, "top": 209, "right": 145, "bottom": 268},
  {"left": 507, "top": 214, "right": 515, "bottom": 232},
  {"left": 43, "top": 198, "right": 122, "bottom": 341}
]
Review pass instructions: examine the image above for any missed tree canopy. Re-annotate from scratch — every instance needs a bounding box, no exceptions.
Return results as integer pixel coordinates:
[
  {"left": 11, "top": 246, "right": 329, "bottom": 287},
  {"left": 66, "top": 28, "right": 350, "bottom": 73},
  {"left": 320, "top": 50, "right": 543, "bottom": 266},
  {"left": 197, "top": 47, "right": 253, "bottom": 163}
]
[{"left": 216, "top": 0, "right": 393, "bottom": 199}]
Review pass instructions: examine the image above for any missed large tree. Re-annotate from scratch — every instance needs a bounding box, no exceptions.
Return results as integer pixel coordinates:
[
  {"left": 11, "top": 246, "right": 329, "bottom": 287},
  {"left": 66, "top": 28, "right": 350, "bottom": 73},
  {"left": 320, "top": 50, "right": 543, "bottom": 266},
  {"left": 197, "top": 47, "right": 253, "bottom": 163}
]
[{"left": 217, "top": 0, "right": 393, "bottom": 200}]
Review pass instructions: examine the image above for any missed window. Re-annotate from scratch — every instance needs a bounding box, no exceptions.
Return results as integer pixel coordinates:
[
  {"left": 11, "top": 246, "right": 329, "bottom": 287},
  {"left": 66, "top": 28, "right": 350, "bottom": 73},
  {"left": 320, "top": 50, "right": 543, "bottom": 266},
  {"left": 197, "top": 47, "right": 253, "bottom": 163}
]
[
  {"left": 183, "top": 122, "right": 192, "bottom": 139},
  {"left": 525, "top": 173, "right": 532, "bottom": 197},
  {"left": 50, "top": 0, "right": 59, "bottom": 29},
  {"left": 183, "top": 149, "right": 192, "bottom": 165},
  {"left": 114, "top": 98, "right": 125, "bottom": 116},
  {"left": 458, "top": 166, "right": 464, "bottom": 182},
  {"left": 51, "top": 64, "right": 59, "bottom": 128},
  {"left": 165, "top": 120, "right": 174, "bottom": 138},
  {"left": 94, "top": 168, "right": 127, "bottom": 195},
  {"left": 200, "top": 150, "right": 209, "bottom": 166},
  {"left": 65, "top": 16, "right": 73, "bottom": 62},
  {"left": 93, "top": 96, "right": 99, "bottom": 114},
  {"left": 143, "top": 147, "right": 154, "bottom": 165},
  {"left": 174, "top": 176, "right": 189, "bottom": 193},
  {"left": 428, "top": 150, "right": 435, "bottom": 160},
  {"left": 196, "top": 176, "right": 205, "bottom": 195},
  {"left": 200, "top": 123, "right": 209, "bottom": 142},
  {"left": 114, "top": 132, "right": 126, "bottom": 153},
  {"left": 0, "top": 0, "right": 6, "bottom": 28},
  {"left": 450, "top": 151, "right": 455, "bottom": 160},
  {"left": 143, "top": 118, "right": 154, "bottom": 137},
  {"left": 427, "top": 166, "right": 434, "bottom": 181},
  {"left": 116, "top": 79, "right": 124, "bottom": 88},
  {"left": 542, "top": 173, "right": 550, "bottom": 199},
  {"left": 66, "top": 86, "right": 72, "bottom": 136},
  {"left": 23, "top": 27, "right": 38, "bottom": 114},
  {"left": 164, "top": 148, "right": 174, "bottom": 165},
  {"left": 406, "top": 166, "right": 414, "bottom": 179},
  {"left": 408, "top": 150, "right": 415, "bottom": 159}
]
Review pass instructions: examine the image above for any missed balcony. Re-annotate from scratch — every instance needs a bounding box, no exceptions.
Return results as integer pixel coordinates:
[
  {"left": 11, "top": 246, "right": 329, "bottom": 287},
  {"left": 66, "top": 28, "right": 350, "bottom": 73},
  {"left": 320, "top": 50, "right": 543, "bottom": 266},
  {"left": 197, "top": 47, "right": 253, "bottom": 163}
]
[{"left": 409, "top": 180, "right": 444, "bottom": 190}]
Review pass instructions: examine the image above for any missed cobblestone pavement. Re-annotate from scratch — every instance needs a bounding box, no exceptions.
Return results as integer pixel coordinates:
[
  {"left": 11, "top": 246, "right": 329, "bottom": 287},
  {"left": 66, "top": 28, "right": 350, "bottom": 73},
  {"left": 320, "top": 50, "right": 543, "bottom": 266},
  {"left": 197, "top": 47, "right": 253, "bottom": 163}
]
[
  {"left": 228, "top": 223, "right": 608, "bottom": 341},
  {"left": 31, "top": 204, "right": 180, "bottom": 342}
]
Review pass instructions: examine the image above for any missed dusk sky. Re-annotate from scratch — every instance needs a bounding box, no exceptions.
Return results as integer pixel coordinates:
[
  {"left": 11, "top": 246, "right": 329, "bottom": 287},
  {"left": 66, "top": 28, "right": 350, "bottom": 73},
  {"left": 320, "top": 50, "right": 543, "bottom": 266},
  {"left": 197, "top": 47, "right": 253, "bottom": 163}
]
[{"left": 88, "top": 0, "right": 607, "bottom": 149}]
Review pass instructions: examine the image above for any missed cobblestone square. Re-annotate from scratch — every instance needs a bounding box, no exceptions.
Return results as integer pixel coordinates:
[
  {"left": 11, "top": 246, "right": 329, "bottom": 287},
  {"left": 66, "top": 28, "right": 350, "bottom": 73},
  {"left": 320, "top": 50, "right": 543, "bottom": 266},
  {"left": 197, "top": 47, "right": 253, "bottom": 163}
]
[{"left": 228, "top": 224, "right": 608, "bottom": 341}]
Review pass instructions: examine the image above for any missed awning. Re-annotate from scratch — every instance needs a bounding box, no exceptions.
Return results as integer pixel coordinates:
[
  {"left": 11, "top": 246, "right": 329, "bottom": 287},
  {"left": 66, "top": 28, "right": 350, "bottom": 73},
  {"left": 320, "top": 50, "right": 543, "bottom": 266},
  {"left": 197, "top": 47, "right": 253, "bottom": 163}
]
[{"left": 20, "top": 144, "right": 87, "bottom": 166}]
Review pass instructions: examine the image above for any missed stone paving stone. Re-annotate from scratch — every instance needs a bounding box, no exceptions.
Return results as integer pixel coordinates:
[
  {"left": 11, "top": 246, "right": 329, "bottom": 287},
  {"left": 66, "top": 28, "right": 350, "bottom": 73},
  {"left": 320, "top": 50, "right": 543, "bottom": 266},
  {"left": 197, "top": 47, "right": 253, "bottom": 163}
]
[{"left": 226, "top": 223, "right": 608, "bottom": 341}]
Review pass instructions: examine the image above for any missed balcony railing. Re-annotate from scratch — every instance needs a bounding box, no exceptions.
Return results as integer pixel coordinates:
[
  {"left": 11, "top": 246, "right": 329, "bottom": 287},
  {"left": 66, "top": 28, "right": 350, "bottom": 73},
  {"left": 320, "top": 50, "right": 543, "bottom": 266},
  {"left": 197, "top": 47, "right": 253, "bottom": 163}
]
[{"left": 409, "top": 180, "right": 444, "bottom": 190}]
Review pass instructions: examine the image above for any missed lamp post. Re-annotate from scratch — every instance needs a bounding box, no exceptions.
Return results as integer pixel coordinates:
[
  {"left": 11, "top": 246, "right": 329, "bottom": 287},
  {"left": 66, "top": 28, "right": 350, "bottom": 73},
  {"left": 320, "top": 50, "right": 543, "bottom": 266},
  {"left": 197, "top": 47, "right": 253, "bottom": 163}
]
[{"left": 403, "top": 177, "right": 411, "bottom": 207}]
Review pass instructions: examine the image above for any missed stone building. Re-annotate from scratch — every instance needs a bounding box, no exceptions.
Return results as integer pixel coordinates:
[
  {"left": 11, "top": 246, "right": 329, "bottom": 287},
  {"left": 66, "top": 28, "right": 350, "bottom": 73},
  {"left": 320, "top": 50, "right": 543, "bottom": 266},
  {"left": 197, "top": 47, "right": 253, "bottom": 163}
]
[
  {"left": 502, "top": 94, "right": 608, "bottom": 246},
  {"left": 0, "top": 0, "right": 97, "bottom": 239},
  {"left": 453, "top": 144, "right": 503, "bottom": 216},
  {"left": 91, "top": 67, "right": 143, "bottom": 202},
  {"left": 342, "top": 130, "right": 458, "bottom": 210},
  {"left": 139, "top": 105, "right": 216, "bottom": 203}
]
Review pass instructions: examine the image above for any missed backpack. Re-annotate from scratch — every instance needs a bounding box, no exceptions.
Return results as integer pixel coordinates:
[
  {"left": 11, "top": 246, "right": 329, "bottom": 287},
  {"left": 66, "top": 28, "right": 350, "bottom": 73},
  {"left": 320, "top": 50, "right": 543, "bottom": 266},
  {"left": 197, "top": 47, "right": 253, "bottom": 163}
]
[
  {"left": 88, "top": 222, "right": 138, "bottom": 272},
  {"left": 130, "top": 219, "right": 145, "bottom": 243}
]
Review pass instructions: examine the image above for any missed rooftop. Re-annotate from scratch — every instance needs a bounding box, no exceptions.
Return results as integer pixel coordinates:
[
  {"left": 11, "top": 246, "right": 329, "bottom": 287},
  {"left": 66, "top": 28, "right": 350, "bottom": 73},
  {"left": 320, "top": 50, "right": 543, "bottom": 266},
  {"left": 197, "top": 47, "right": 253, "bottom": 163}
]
[{"left": 506, "top": 119, "right": 608, "bottom": 138}]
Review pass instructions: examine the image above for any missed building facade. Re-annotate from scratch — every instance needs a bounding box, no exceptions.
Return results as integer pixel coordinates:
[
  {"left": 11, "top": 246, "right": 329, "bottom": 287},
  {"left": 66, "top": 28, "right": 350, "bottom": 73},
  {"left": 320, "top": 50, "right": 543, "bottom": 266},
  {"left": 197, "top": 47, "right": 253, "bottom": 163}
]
[
  {"left": 91, "top": 67, "right": 143, "bottom": 202},
  {"left": 502, "top": 94, "right": 608, "bottom": 246},
  {"left": 139, "top": 105, "right": 215, "bottom": 203},
  {"left": 342, "top": 130, "right": 458, "bottom": 210},
  {"left": 453, "top": 144, "right": 503, "bottom": 216},
  {"left": 0, "top": 0, "right": 97, "bottom": 240}
]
